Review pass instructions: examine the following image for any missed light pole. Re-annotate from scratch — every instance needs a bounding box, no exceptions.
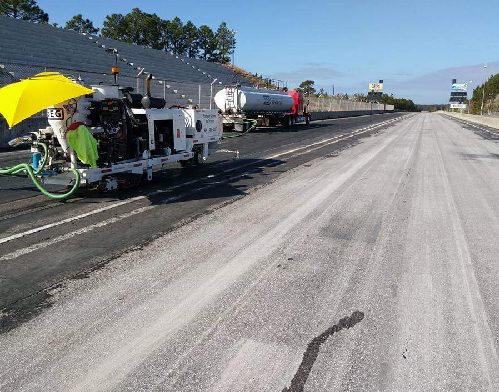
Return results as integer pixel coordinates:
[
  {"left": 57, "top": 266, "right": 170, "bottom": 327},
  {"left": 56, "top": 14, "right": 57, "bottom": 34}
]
[
  {"left": 210, "top": 78, "right": 218, "bottom": 109},
  {"left": 467, "top": 80, "right": 472, "bottom": 114},
  {"left": 481, "top": 64, "right": 487, "bottom": 115},
  {"left": 136, "top": 67, "right": 145, "bottom": 94}
]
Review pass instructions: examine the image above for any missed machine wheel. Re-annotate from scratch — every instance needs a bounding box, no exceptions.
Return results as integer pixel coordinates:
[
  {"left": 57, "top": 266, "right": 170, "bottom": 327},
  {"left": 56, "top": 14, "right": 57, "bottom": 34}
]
[
  {"left": 192, "top": 151, "right": 205, "bottom": 166},
  {"left": 180, "top": 159, "right": 191, "bottom": 168},
  {"left": 180, "top": 151, "right": 204, "bottom": 168}
]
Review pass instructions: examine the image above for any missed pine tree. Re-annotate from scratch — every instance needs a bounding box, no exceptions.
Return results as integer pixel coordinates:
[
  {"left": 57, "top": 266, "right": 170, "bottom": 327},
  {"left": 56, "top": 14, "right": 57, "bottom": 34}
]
[
  {"left": 65, "top": 14, "right": 99, "bottom": 34},
  {"left": 197, "top": 25, "right": 217, "bottom": 61},
  {"left": 215, "top": 22, "right": 235, "bottom": 64},
  {"left": 0, "top": 0, "right": 48, "bottom": 23}
]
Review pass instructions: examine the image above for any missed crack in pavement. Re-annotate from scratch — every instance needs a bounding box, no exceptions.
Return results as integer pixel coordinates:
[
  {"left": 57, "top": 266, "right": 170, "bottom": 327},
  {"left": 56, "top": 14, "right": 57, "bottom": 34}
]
[{"left": 282, "top": 311, "right": 365, "bottom": 392}]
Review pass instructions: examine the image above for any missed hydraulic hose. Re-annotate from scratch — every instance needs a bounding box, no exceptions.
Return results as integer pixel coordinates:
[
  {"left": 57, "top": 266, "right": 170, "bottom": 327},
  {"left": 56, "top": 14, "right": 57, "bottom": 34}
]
[
  {"left": 0, "top": 142, "right": 80, "bottom": 200},
  {"left": 222, "top": 119, "right": 258, "bottom": 139}
]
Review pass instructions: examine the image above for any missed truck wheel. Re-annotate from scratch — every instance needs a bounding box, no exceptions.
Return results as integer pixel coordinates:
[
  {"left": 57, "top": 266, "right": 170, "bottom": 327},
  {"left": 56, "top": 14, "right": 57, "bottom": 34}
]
[
  {"left": 306, "top": 115, "right": 311, "bottom": 125},
  {"left": 281, "top": 116, "right": 292, "bottom": 127}
]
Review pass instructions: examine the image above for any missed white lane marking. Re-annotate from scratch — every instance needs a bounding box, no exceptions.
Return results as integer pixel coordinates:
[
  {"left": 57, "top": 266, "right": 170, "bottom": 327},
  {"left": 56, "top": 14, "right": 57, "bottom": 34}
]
[
  {"left": 0, "top": 117, "right": 404, "bottom": 248},
  {"left": 267, "top": 134, "right": 344, "bottom": 159},
  {"left": 268, "top": 118, "right": 401, "bottom": 160},
  {"left": 0, "top": 206, "right": 154, "bottom": 261},
  {"left": 311, "top": 112, "right": 386, "bottom": 123},
  {"left": 0, "top": 161, "right": 294, "bottom": 261},
  {"left": 0, "top": 197, "right": 144, "bottom": 245},
  {"left": 0, "top": 178, "right": 205, "bottom": 245}
]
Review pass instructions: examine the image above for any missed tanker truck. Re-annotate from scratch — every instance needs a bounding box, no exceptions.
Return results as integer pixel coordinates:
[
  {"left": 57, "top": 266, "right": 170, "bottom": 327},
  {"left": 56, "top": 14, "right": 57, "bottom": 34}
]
[{"left": 214, "top": 85, "right": 311, "bottom": 131}]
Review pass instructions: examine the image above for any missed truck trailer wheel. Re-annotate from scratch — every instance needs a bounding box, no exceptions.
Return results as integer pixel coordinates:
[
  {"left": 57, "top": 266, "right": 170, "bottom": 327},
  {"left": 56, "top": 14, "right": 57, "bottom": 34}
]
[{"left": 281, "top": 116, "right": 293, "bottom": 128}]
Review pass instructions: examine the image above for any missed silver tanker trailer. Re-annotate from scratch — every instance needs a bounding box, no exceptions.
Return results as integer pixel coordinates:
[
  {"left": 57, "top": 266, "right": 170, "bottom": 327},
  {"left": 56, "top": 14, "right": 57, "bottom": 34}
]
[{"left": 214, "top": 85, "right": 310, "bottom": 131}]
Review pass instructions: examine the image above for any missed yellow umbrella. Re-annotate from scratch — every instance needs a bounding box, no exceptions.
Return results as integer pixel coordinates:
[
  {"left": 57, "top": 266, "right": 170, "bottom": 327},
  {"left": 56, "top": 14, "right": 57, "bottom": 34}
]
[{"left": 0, "top": 71, "right": 94, "bottom": 128}]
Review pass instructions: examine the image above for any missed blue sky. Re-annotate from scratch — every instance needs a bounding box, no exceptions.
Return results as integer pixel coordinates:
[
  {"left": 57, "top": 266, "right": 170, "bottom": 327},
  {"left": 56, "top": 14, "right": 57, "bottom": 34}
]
[{"left": 38, "top": 0, "right": 499, "bottom": 104}]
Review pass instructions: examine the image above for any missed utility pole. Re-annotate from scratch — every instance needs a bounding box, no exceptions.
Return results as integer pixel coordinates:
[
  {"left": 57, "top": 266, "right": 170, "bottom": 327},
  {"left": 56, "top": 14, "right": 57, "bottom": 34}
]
[{"left": 481, "top": 64, "right": 487, "bottom": 115}]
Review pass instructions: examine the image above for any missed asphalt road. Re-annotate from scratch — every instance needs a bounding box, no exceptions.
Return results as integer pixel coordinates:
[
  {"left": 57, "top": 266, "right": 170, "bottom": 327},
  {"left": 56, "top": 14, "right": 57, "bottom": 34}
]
[
  {"left": 2, "top": 112, "right": 499, "bottom": 391},
  {"left": 0, "top": 112, "right": 403, "bottom": 325}
]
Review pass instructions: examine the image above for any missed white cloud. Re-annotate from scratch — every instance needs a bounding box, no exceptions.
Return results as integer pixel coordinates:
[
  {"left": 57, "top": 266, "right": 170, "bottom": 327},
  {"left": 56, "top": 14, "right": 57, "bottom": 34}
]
[
  {"left": 270, "top": 65, "right": 344, "bottom": 86},
  {"left": 389, "top": 62, "right": 499, "bottom": 104}
]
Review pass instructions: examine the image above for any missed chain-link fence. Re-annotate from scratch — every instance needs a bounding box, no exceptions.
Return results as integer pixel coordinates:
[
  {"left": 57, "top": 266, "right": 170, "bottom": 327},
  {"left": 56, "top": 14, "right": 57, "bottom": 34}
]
[
  {"left": 306, "top": 95, "right": 393, "bottom": 112},
  {"left": 0, "top": 61, "right": 395, "bottom": 146}
]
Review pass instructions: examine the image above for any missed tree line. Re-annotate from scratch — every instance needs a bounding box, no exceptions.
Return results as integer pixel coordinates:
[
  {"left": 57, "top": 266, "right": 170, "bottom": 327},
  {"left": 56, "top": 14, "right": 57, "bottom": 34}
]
[
  {"left": 99, "top": 9, "right": 235, "bottom": 63},
  {"left": 379, "top": 94, "right": 418, "bottom": 112},
  {"left": 1, "top": 1, "right": 237, "bottom": 63},
  {"left": 469, "top": 73, "right": 499, "bottom": 115}
]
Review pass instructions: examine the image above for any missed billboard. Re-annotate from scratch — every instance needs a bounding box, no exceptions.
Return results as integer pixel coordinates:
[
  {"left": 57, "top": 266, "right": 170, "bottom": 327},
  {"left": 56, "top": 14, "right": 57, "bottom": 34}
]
[
  {"left": 369, "top": 82, "right": 383, "bottom": 92},
  {"left": 451, "top": 83, "right": 468, "bottom": 92},
  {"left": 449, "top": 79, "right": 468, "bottom": 103}
]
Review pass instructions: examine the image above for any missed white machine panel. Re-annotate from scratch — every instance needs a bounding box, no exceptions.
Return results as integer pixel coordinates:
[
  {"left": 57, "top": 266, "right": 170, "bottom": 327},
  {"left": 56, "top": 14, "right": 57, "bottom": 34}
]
[
  {"left": 182, "top": 109, "right": 223, "bottom": 144},
  {"left": 173, "top": 111, "right": 187, "bottom": 151},
  {"left": 143, "top": 109, "right": 186, "bottom": 152}
]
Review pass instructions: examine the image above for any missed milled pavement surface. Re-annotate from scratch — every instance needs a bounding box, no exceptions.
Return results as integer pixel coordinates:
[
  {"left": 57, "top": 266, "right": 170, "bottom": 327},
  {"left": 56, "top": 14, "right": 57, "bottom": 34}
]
[{"left": 1, "top": 113, "right": 499, "bottom": 391}]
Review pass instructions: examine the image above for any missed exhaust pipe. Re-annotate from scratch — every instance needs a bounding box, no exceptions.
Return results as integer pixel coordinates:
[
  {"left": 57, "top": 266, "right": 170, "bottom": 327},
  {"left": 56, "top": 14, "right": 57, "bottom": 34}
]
[
  {"left": 144, "top": 73, "right": 152, "bottom": 97},
  {"left": 141, "top": 73, "right": 166, "bottom": 109}
]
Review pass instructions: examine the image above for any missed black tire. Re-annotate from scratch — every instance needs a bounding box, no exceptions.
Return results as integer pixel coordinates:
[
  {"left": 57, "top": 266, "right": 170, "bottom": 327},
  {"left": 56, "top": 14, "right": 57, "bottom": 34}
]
[
  {"left": 192, "top": 151, "right": 205, "bottom": 166},
  {"left": 281, "top": 116, "right": 292, "bottom": 127},
  {"left": 181, "top": 151, "right": 203, "bottom": 168}
]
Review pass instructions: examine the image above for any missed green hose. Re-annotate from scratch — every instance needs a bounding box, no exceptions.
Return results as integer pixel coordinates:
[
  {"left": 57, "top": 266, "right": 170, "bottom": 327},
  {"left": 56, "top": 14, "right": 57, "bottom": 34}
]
[
  {"left": 0, "top": 142, "right": 80, "bottom": 200},
  {"left": 223, "top": 119, "right": 258, "bottom": 139}
]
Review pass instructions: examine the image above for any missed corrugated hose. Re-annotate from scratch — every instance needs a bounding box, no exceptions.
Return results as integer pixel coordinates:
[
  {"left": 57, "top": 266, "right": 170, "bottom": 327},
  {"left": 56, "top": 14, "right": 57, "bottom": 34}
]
[{"left": 0, "top": 141, "right": 80, "bottom": 200}]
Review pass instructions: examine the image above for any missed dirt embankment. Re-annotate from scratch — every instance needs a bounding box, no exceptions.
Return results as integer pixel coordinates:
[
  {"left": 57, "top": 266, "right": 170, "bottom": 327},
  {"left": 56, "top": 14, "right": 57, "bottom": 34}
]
[{"left": 444, "top": 111, "right": 499, "bottom": 130}]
